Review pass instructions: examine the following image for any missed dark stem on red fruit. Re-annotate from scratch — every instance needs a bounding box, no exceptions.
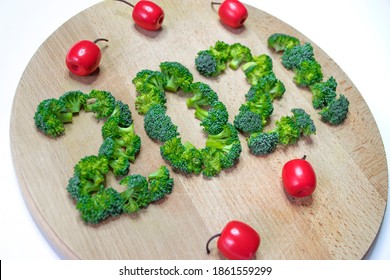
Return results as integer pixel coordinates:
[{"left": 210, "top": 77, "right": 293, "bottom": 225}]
[
  {"left": 115, "top": 0, "right": 134, "bottom": 8},
  {"left": 206, "top": 233, "right": 221, "bottom": 254},
  {"left": 211, "top": 2, "right": 222, "bottom": 7},
  {"left": 302, "top": 155, "right": 307, "bottom": 160},
  {"left": 93, "top": 38, "right": 109, "bottom": 44}
]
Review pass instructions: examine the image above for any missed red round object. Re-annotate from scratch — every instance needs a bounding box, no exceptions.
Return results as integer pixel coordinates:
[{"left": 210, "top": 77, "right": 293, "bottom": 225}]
[
  {"left": 132, "top": 1, "right": 164, "bottom": 31},
  {"left": 217, "top": 0, "right": 248, "bottom": 28},
  {"left": 282, "top": 157, "right": 317, "bottom": 197},
  {"left": 217, "top": 220, "right": 260, "bottom": 260},
  {"left": 65, "top": 40, "right": 102, "bottom": 76}
]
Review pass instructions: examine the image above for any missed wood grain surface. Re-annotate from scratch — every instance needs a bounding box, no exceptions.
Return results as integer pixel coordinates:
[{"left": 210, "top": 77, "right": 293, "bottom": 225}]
[{"left": 10, "top": 0, "right": 388, "bottom": 259}]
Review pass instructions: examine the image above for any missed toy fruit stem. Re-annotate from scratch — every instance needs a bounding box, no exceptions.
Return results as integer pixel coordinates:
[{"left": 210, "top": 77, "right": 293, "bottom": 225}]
[
  {"left": 206, "top": 233, "right": 221, "bottom": 254},
  {"left": 211, "top": 2, "right": 221, "bottom": 7},
  {"left": 302, "top": 155, "right": 307, "bottom": 160},
  {"left": 93, "top": 38, "right": 109, "bottom": 44},
  {"left": 115, "top": 0, "right": 134, "bottom": 8}
]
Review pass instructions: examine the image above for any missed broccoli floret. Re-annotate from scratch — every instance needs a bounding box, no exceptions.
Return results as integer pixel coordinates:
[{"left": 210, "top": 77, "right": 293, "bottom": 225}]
[
  {"left": 195, "top": 41, "right": 230, "bottom": 77},
  {"left": 132, "top": 69, "right": 157, "bottom": 93},
  {"left": 242, "top": 54, "right": 274, "bottom": 85},
  {"left": 194, "top": 101, "right": 229, "bottom": 135},
  {"left": 143, "top": 104, "right": 179, "bottom": 142},
  {"left": 140, "top": 71, "right": 168, "bottom": 95},
  {"left": 135, "top": 90, "right": 167, "bottom": 115},
  {"left": 34, "top": 98, "right": 73, "bottom": 137},
  {"left": 159, "top": 61, "right": 193, "bottom": 92},
  {"left": 319, "top": 94, "right": 349, "bottom": 125},
  {"left": 267, "top": 33, "right": 301, "bottom": 52},
  {"left": 247, "top": 131, "right": 279, "bottom": 155},
  {"left": 245, "top": 96, "right": 274, "bottom": 126},
  {"left": 84, "top": 89, "right": 116, "bottom": 119},
  {"left": 293, "top": 60, "right": 323, "bottom": 87},
  {"left": 110, "top": 100, "right": 133, "bottom": 127},
  {"left": 281, "top": 42, "right": 315, "bottom": 70},
  {"left": 101, "top": 116, "right": 138, "bottom": 140},
  {"left": 186, "top": 82, "right": 219, "bottom": 108},
  {"left": 76, "top": 187, "right": 124, "bottom": 224},
  {"left": 201, "top": 147, "right": 223, "bottom": 177},
  {"left": 59, "top": 90, "right": 88, "bottom": 114},
  {"left": 120, "top": 174, "right": 151, "bottom": 214},
  {"left": 228, "top": 42, "right": 253, "bottom": 70},
  {"left": 255, "top": 73, "right": 286, "bottom": 100},
  {"left": 233, "top": 104, "right": 263, "bottom": 134},
  {"left": 310, "top": 76, "right": 337, "bottom": 109},
  {"left": 148, "top": 166, "right": 174, "bottom": 202},
  {"left": 275, "top": 116, "right": 301, "bottom": 145},
  {"left": 160, "top": 137, "right": 203, "bottom": 175},
  {"left": 67, "top": 155, "right": 109, "bottom": 200},
  {"left": 291, "top": 108, "right": 316, "bottom": 136},
  {"left": 204, "top": 123, "right": 242, "bottom": 170}
]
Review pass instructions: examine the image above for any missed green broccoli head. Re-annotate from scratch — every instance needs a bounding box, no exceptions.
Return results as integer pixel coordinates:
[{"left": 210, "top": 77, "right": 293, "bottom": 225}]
[
  {"left": 233, "top": 104, "right": 263, "bottom": 134},
  {"left": 144, "top": 104, "right": 179, "bottom": 142},
  {"left": 195, "top": 41, "right": 230, "bottom": 77},
  {"left": 310, "top": 76, "right": 337, "bottom": 109},
  {"left": 120, "top": 174, "right": 151, "bottom": 214},
  {"left": 245, "top": 95, "right": 274, "bottom": 126},
  {"left": 291, "top": 108, "right": 316, "bottom": 136},
  {"left": 159, "top": 61, "right": 193, "bottom": 92},
  {"left": 101, "top": 116, "right": 138, "bottom": 139},
  {"left": 247, "top": 131, "right": 279, "bottom": 156},
  {"left": 148, "top": 166, "right": 174, "bottom": 202},
  {"left": 228, "top": 42, "right": 253, "bottom": 70},
  {"left": 181, "top": 141, "right": 204, "bottom": 175},
  {"left": 281, "top": 42, "right": 315, "bottom": 70},
  {"left": 319, "top": 94, "right": 349, "bottom": 125},
  {"left": 34, "top": 98, "right": 73, "bottom": 137},
  {"left": 186, "top": 82, "right": 219, "bottom": 108},
  {"left": 194, "top": 101, "right": 229, "bottom": 135},
  {"left": 59, "top": 90, "right": 88, "bottom": 114},
  {"left": 132, "top": 69, "right": 158, "bottom": 93},
  {"left": 76, "top": 187, "right": 124, "bottom": 224},
  {"left": 293, "top": 60, "right": 323, "bottom": 87},
  {"left": 201, "top": 147, "right": 223, "bottom": 178},
  {"left": 275, "top": 116, "right": 301, "bottom": 145},
  {"left": 110, "top": 100, "right": 133, "bottom": 127},
  {"left": 140, "top": 71, "right": 168, "bottom": 95},
  {"left": 243, "top": 55, "right": 274, "bottom": 86},
  {"left": 84, "top": 89, "right": 116, "bottom": 119},
  {"left": 267, "top": 33, "right": 301, "bottom": 52},
  {"left": 67, "top": 155, "right": 109, "bottom": 200},
  {"left": 134, "top": 90, "right": 167, "bottom": 115},
  {"left": 205, "top": 123, "right": 240, "bottom": 149},
  {"left": 255, "top": 73, "right": 286, "bottom": 100}
]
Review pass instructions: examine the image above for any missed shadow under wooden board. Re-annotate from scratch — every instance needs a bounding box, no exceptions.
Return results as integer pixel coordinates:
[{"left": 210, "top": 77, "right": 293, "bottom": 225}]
[{"left": 10, "top": 0, "right": 388, "bottom": 259}]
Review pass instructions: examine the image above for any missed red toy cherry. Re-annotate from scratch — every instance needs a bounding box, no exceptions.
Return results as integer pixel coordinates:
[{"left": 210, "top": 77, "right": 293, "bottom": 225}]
[
  {"left": 206, "top": 220, "right": 260, "bottom": 260},
  {"left": 65, "top": 38, "right": 108, "bottom": 76},
  {"left": 211, "top": 0, "right": 248, "bottom": 29}
]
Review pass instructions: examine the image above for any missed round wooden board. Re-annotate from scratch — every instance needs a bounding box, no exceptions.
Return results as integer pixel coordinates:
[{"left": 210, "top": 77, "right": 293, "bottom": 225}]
[{"left": 10, "top": 0, "right": 388, "bottom": 260}]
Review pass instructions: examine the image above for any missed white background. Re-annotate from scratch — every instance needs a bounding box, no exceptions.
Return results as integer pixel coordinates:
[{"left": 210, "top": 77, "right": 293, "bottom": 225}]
[{"left": 0, "top": 0, "right": 389, "bottom": 259}]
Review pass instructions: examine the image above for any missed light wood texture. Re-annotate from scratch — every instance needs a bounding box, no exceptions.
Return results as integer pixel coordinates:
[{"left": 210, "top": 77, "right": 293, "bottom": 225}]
[{"left": 10, "top": 0, "right": 388, "bottom": 259}]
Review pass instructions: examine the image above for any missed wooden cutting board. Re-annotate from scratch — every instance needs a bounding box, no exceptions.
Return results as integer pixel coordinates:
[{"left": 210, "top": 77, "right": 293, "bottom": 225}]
[{"left": 10, "top": 0, "right": 388, "bottom": 259}]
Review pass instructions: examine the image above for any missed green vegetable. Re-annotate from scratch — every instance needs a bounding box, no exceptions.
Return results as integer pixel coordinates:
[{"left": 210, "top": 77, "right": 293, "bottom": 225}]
[
  {"left": 233, "top": 104, "right": 263, "bottom": 134},
  {"left": 84, "top": 89, "right": 116, "bottom": 119},
  {"left": 267, "top": 33, "right": 301, "bottom": 52},
  {"left": 242, "top": 54, "right": 274, "bottom": 85},
  {"left": 59, "top": 90, "right": 88, "bottom": 114},
  {"left": 254, "top": 73, "right": 286, "bottom": 100},
  {"left": 194, "top": 101, "right": 229, "bottom": 135},
  {"left": 310, "top": 76, "right": 337, "bottom": 109},
  {"left": 281, "top": 42, "right": 315, "bottom": 70},
  {"left": 195, "top": 41, "right": 230, "bottom": 77},
  {"left": 76, "top": 187, "right": 124, "bottom": 224},
  {"left": 34, "top": 98, "right": 73, "bottom": 137},
  {"left": 160, "top": 137, "right": 203, "bottom": 175},
  {"left": 143, "top": 104, "right": 179, "bottom": 142},
  {"left": 148, "top": 166, "right": 174, "bottom": 202},
  {"left": 247, "top": 131, "right": 279, "bottom": 156},
  {"left": 228, "top": 42, "right": 253, "bottom": 70},
  {"left": 319, "top": 94, "right": 349, "bottom": 125},
  {"left": 186, "top": 82, "right": 219, "bottom": 109},
  {"left": 119, "top": 174, "right": 151, "bottom": 214},
  {"left": 159, "top": 61, "right": 194, "bottom": 92},
  {"left": 293, "top": 60, "right": 323, "bottom": 87}
]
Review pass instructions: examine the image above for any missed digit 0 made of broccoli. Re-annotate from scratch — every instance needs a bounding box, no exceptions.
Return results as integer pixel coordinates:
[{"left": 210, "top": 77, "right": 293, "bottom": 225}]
[
  {"left": 132, "top": 61, "right": 242, "bottom": 178},
  {"left": 34, "top": 89, "right": 174, "bottom": 225}
]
